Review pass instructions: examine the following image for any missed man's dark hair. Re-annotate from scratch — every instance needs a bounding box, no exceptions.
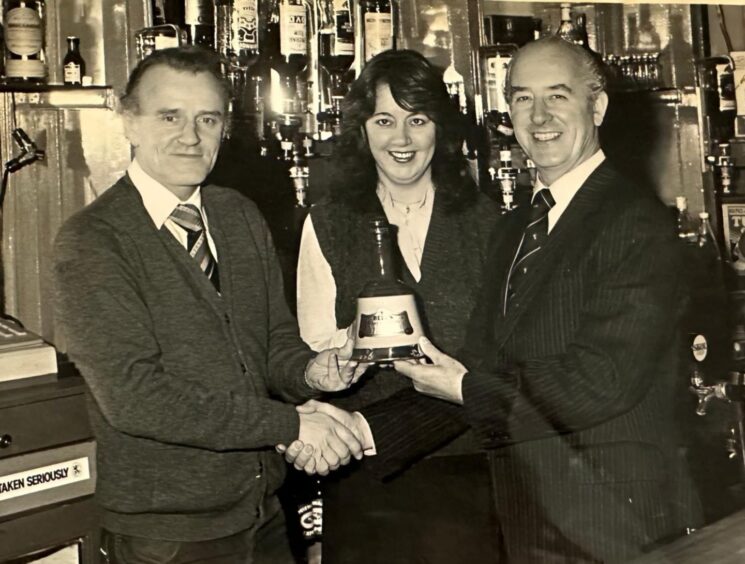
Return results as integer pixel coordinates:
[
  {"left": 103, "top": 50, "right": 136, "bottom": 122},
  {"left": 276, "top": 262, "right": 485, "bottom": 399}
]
[
  {"left": 119, "top": 46, "right": 230, "bottom": 114},
  {"left": 330, "top": 49, "right": 477, "bottom": 212},
  {"left": 504, "top": 36, "right": 608, "bottom": 104}
]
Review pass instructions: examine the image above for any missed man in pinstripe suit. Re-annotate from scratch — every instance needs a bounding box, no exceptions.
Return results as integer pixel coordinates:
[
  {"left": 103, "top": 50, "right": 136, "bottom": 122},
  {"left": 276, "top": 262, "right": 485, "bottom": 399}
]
[{"left": 289, "top": 36, "right": 699, "bottom": 562}]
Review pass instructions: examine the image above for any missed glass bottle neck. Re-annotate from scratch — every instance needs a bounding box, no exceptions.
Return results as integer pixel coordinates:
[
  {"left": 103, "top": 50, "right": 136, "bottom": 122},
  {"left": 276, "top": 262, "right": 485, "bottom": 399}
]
[{"left": 373, "top": 228, "right": 397, "bottom": 281}]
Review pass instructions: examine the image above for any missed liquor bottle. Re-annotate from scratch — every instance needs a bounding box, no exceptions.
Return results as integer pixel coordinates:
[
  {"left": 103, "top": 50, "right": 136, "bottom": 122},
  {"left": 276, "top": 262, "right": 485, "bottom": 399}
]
[
  {"left": 318, "top": 0, "right": 354, "bottom": 119},
  {"left": 63, "top": 36, "right": 85, "bottom": 86},
  {"left": 267, "top": 0, "right": 308, "bottom": 116},
  {"left": 152, "top": 0, "right": 166, "bottom": 25},
  {"left": 215, "top": 0, "right": 260, "bottom": 111},
  {"left": 352, "top": 219, "right": 425, "bottom": 362},
  {"left": 675, "top": 196, "right": 696, "bottom": 243},
  {"left": 162, "top": 0, "right": 185, "bottom": 26},
  {"left": 634, "top": 4, "right": 660, "bottom": 54},
  {"left": 362, "top": 0, "right": 394, "bottom": 62},
  {"left": 4, "top": 0, "right": 46, "bottom": 83},
  {"left": 556, "top": 3, "right": 582, "bottom": 46},
  {"left": 660, "top": 12, "right": 694, "bottom": 89},
  {"left": 184, "top": 0, "right": 214, "bottom": 48},
  {"left": 215, "top": 0, "right": 259, "bottom": 69},
  {"left": 576, "top": 13, "right": 590, "bottom": 51},
  {"left": 478, "top": 43, "right": 515, "bottom": 119},
  {"left": 478, "top": 33, "right": 516, "bottom": 172}
]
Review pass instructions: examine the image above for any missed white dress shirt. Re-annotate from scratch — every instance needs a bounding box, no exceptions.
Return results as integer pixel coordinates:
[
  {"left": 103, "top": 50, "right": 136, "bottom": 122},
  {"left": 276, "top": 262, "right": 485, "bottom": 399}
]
[
  {"left": 297, "top": 185, "right": 435, "bottom": 352},
  {"left": 127, "top": 158, "right": 219, "bottom": 261},
  {"left": 534, "top": 150, "right": 605, "bottom": 233}
]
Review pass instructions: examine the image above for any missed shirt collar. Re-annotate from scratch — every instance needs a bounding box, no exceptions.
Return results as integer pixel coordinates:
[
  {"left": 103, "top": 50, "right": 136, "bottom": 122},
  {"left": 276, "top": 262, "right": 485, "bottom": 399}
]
[
  {"left": 534, "top": 149, "right": 605, "bottom": 214},
  {"left": 376, "top": 184, "right": 435, "bottom": 216},
  {"left": 128, "top": 158, "right": 202, "bottom": 229}
]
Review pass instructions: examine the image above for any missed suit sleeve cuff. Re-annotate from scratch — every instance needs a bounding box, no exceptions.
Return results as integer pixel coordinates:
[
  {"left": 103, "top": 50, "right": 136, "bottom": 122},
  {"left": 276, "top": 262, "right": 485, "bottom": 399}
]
[{"left": 461, "top": 367, "right": 520, "bottom": 437}]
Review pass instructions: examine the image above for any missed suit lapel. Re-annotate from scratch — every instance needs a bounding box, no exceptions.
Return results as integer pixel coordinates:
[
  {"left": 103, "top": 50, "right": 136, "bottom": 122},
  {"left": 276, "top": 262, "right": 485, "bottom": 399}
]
[{"left": 493, "top": 162, "right": 620, "bottom": 349}]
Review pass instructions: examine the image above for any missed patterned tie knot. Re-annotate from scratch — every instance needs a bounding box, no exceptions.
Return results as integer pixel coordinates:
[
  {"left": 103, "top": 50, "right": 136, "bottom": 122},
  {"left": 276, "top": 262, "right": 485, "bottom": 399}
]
[
  {"left": 169, "top": 203, "right": 205, "bottom": 234},
  {"left": 531, "top": 188, "right": 555, "bottom": 218},
  {"left": 168, "top": 203, "right": 219, "bottom": 291},
  {"left": 502, "top": 188, "right": 555, "bottom": 313}
]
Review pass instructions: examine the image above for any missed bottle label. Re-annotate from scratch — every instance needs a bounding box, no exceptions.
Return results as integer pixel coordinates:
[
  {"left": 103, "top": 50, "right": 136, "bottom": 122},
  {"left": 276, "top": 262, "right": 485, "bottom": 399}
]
[
  {"left": 485, "top": 55, "right": 511, "bottom": 113},
  {"left": 364, "top": 12, "right": 392, "bottom": 60},
  {"left": 334, "top": 0, "right": 354, "bottom": 56},
  {"left": 334, "top": 12, "right": 354, "bottom": 56},
  {"left": 233, "top": 0, "right": 259, "bottom": 51},
  {"left": 154, "top": 33, "right": 180, "bottom": 51},
  {"left": 6, "top": 7, "right": 43, "bottom": 56},
  {"left": 6, "top": 58, "right": 45, "bottom": 78},
  {"left": 279, "top": 3, "right": 307, "bottom": 56},
  {"left": 358, "top": 309, "right": 414, "bottom": 339},
  {"left": 185, "top": 0, "right": 213, "bottom": 25},
  {"left": 64, "top": 62, "right": 81, "bottom": 84}
]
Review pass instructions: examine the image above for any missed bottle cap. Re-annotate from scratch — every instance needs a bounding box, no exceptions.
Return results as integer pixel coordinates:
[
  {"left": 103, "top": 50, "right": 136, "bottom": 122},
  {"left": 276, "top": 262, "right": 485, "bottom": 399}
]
[
  {"left": 67, "top": 36, "right": 79, "bottom": 41},
  {"left": 675, "top": 196, "right": 687, "bottom": 210},
  {"left": 699, "top": 212, "right": 709, "bottom": 219}
]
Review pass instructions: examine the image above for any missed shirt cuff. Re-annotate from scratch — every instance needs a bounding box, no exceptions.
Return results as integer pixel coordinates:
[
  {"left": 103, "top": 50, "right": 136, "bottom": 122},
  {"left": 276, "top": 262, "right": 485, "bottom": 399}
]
[{"left": 353, "top": 411, "right": 377, "bottom": 456}]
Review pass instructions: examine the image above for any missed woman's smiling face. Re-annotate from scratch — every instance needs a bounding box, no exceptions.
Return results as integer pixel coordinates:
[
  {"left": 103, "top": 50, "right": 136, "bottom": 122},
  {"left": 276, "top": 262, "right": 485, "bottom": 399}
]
[{"left": 364, "top": 83, "right": 437, "bottom": 191}]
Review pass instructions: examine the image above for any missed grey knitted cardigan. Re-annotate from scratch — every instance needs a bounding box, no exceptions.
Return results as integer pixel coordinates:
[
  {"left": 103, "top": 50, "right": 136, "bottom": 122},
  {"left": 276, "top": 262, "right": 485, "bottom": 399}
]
[{"left": 54, "top": 175, "right": 317, "bottom": 541}]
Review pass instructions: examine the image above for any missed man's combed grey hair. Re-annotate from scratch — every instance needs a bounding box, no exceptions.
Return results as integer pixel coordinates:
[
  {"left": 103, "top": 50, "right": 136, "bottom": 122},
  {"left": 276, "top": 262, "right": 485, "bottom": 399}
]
[
  {"left": 503, "top": 36, "right": 608, "bottom": 103},
  {"left": 119, "top": 46, "right": 230, "bottom": 114}
]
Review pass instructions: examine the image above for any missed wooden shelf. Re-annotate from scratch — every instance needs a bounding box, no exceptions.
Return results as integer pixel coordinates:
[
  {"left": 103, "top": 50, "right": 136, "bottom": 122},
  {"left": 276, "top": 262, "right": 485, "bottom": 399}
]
[{"left": 0, "top": 86, "right": 115, "bottom": 109}]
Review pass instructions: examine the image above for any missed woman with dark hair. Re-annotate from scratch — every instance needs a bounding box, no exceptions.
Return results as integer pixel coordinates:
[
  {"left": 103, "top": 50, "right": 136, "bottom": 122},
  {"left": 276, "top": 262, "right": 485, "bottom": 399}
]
[{"left": 295, "top": 49, "right": 500, "bottom": 563}]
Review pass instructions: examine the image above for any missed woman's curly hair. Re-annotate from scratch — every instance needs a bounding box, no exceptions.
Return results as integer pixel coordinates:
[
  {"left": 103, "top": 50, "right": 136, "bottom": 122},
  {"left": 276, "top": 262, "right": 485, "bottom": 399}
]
[{"left": 328, "top": 49, "right": 478, "bottom": 213}]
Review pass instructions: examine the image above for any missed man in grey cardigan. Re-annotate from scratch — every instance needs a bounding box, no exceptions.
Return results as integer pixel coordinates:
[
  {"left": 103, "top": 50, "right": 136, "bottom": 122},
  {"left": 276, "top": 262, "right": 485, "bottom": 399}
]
[{"left": 53, "top": 47, "right": 364, "bottom": 563}]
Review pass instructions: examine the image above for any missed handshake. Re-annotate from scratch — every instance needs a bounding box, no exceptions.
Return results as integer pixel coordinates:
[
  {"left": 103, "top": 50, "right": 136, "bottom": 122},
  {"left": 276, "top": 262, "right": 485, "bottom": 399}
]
[
  {"left": 277, "top": 336, "right": 373, "bottom": 475},
  {"left": 277, "top": 399, "right": 371, "bottom": 476}
]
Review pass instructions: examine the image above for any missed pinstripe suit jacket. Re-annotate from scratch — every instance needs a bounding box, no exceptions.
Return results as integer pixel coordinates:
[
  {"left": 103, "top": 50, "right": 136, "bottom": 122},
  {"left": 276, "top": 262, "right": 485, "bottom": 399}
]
[{"left": 361, "top": 162, "right": 698, "bottom": 562}]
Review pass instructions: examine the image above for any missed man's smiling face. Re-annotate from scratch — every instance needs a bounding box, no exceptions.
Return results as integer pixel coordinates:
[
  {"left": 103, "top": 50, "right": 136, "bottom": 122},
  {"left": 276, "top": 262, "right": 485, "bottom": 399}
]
[{"left": 508, "top": 42, "right": 607, "bottom": 185}]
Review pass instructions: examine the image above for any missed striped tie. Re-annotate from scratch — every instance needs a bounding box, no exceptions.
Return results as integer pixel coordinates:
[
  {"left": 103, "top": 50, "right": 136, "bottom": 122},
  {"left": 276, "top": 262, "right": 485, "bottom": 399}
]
[
  {"left": 503, "top": 188, "right": 555, "bottom": 314},
  {"left": 169, "top": 203, "right": 220, "bottom": 291}
]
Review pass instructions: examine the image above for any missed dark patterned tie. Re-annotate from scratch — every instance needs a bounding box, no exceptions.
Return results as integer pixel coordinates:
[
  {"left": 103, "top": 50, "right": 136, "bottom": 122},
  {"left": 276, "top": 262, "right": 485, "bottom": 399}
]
[
  {"left": 169, "top": 204, "right": 220, "bottom": 291},
  {"left": 503, "top": 188, "right": 555, "bottom": 314}
]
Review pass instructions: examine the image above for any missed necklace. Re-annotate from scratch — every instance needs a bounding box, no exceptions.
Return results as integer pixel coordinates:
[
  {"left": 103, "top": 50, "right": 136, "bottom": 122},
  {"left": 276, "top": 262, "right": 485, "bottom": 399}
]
[{"left": 389, "top": 192, "right": 428, "bottom": 215}]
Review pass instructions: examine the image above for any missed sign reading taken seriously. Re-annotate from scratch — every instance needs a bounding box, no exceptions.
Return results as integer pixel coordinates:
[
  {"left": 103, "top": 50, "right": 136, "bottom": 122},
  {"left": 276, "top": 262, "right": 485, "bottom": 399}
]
[{"left": 0, "top": 457, "right": 90, "bottom": 502}]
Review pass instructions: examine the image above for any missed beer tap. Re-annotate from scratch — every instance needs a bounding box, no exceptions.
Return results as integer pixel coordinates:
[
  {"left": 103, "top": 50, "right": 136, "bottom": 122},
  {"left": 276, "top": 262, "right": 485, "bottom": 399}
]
[
  {"left": 706, "top": 142, "right": 735, "bottom": 194},
  {"left": 690, "top": 373, "right": 729, "bottom": 416},
  {"left": 489, "top": 148, "right": 519, "bottom": 212},
  {"left": 278, "top": 115, "right": 302, "bottom": 161},
  {"left": 289, "top": 145, "right": 310, "bottom": 208}
]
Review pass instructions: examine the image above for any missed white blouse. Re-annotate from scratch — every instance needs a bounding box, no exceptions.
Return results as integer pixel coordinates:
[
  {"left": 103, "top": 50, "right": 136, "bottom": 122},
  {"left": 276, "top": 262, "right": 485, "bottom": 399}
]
[{"left": 297, "top": 185, "right": 435, "bottom": 351}]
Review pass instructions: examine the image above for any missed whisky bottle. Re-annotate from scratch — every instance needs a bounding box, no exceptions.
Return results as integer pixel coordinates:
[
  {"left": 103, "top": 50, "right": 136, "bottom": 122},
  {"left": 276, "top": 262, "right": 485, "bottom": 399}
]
[
  {"left": 63, "top": 36, "right": 85, "bottom": 85},
  {"left": 478, "top": 29, "right": 516, "bottom": 170},
  {"left": 267, "top": 0, "right": 308, "bottom": 116},
  {"left": 318, "top": 0, "right": 354, "bottom": 119},
  {"left": 4, "top": 0, "right": 46, "bottom": 83},
  {"left": 362, "top": 0, "right": 394, "bottom": 62},
  {"left": 352, "top": 219, "right": 424, "bottom": 362},
  {"left": 675, "top": 196, "right": 696, "bottom": 244},
  {"left": 215, "top": 0, "right": 259, "bottom": 69},
  {"left": 184, "top": 0, "right": 214, "bottom": 48},
  {"left": 556, "top": 3, "right": 583, "bottom": 46}
]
